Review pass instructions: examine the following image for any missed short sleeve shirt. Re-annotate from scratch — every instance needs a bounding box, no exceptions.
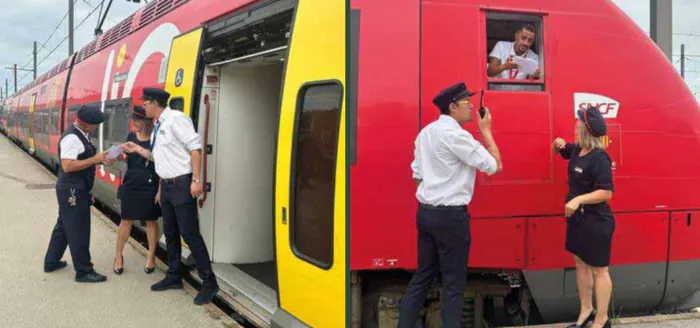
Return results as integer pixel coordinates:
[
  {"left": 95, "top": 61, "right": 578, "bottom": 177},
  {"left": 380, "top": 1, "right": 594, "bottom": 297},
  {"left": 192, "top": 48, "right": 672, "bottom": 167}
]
[{"left": 489, "top": 41, "right": 539, "bottom": 79}]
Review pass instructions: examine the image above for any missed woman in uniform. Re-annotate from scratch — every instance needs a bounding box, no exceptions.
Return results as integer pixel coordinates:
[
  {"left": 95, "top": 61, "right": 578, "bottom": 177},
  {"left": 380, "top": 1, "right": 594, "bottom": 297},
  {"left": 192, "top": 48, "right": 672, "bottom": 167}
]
[
  {"left": 113, "top": 106, "right": 161, "bottom": 275},
  {"left": 553, "top": 106, "right": 614, "bottom": 328}
]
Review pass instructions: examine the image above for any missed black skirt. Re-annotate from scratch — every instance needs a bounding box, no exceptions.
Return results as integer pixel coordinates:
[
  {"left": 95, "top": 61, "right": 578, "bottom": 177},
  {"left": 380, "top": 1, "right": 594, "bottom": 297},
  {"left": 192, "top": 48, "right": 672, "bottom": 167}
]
[
  {"left": 119, "top": 170, "right": 161, "bottom": 221},
  {"left": 565, "top": 210, "right": 615, "bottom": 267}
]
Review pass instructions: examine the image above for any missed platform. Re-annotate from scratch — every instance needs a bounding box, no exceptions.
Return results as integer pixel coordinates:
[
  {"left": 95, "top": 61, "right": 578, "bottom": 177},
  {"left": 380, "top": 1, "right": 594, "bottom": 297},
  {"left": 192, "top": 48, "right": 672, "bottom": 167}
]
[
  {"left": 0, "top": 135, "right": 239, "bottom": 328},
  {"left": 502, "top": 310, "right": 700, "bottom": 327}
]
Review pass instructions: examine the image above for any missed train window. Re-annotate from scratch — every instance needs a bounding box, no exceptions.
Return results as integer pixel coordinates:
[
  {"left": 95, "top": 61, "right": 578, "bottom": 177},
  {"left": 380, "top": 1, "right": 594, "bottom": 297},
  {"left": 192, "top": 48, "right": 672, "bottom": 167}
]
[
  {"left": 169, "top": 97, "right": 184, "bottom": 112},
  {"left": 41, "top": 111, "right": 49, "bottom": 145},
  {"left": 290, "top": 81, "right": 343, "bottom": 269},
  {"left": 158, "top": 56, "right": 168, "bottom": 84},
  {"left": 67, "top": 106, "right": 80, "bottom": 126},
  {"left": 101, "top": 105, "right": 114, "bottom": 146},
  {"left": 485, "top": 12, "right": 545, "bottom": 92},
  {"left": 110, "top": 100, "right": 131, "bottom": 144},
  {"left": 51, "top": 108, "right": 59, "bottom": 134}
]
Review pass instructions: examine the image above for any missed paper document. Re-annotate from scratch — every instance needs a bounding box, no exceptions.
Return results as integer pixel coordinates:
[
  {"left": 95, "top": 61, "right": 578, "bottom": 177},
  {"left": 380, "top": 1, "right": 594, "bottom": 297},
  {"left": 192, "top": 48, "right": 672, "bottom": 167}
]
[
  {"left": 107, "top": 145, "right": 123, "bottom": 160},
  {"left": 512, "top": 57, "right": 539, "bottom": 75}
]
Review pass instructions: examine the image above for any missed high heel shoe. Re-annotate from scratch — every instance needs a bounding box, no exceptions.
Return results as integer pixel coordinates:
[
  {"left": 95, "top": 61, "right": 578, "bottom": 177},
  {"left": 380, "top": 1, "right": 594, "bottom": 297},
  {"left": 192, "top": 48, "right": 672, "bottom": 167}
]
[
  {"left": 113, "top": 255, "right": 123, "bottom": 275},
  {"left": 601, "top": 319, "right": 612, "bottom": 328},
  {"left": 566, "top": 309, "right": 596, "bottom": 328},
  {"left": 144, "top": 258, "right": 154, "bottom": 274}
]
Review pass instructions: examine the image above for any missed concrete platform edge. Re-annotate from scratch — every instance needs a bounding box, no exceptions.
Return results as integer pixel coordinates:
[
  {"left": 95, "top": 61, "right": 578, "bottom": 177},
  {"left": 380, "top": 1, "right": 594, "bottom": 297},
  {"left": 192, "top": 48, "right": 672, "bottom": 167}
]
[{"left": 7, "top": 139, "right": 242, "bottom": 328}]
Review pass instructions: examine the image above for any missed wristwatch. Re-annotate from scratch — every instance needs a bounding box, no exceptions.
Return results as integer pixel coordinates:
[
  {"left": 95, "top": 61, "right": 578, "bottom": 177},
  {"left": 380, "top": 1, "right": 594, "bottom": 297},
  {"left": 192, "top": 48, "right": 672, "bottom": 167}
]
[{"left": 192, "top": 178, "right": 201, "bottom": 183}]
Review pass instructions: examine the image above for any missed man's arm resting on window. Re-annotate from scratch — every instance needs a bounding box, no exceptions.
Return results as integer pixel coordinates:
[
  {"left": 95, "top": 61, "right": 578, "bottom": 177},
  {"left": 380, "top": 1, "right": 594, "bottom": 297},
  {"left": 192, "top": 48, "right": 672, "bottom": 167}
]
[{"left": 487, "top": 57, "right": 504, "bottom": 77}]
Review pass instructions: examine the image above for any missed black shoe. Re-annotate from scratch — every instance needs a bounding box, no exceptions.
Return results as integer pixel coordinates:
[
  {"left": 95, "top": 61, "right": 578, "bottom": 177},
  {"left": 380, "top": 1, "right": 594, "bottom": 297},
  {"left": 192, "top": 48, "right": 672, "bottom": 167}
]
[
  {"left": 44, "top": 260, "right": 68, "bottom": 273},
  {"left": 193, "top": 283, "right": 219, "bottom": 305},
  {"left": 75, "top": 271, "right": 107, "bottom": 283},
  {"left": 144, "top": 259, "right": 155, "bottom": 274},
  {"left": 150, "top": 276, "right": 183, "bottom": 291},
  {"left": 566, "top": 309, "right": 596, "bottom": 328},
  {"left": 113, "top": 255, "right": 123, "bottom": 275},
  {"left": 601, "top": 319, "right": 612, "bottom": 328}
]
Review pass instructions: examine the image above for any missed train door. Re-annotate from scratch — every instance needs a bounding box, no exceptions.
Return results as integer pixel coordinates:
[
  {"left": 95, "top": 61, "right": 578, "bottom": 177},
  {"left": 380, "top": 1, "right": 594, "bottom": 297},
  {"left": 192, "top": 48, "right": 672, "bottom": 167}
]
[
  {"left": 273, "top": 0, "right": 346, "bottom": 327},
  {"left": 28, "top": 93, "right": 37, "bottom": 153}
]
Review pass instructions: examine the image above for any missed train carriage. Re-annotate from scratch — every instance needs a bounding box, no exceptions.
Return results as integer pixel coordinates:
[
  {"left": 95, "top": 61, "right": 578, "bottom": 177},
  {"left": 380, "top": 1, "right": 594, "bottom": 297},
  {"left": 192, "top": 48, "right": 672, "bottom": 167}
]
[
  {"left": 349, "top": 0, "right": 700, "bottom": 327},
  {"left": 5, "top": 0, "right": 346, "bottom": 327}
]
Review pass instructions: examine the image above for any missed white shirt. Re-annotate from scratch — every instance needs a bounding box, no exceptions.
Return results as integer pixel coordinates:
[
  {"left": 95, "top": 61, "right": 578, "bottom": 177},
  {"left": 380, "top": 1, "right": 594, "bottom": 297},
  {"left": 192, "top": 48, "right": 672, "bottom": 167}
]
[
  {"left": 488, "top": 41, "right": 539, "bottom": 79},
  {"left": 59, "top": 124, "right": 91, "bottom": 160},
  {"left": 411, "top": 115, "right": 497, "bottom": 206},
  {"left": 151, "top": 107, "right": 202, "bottom": 179}
]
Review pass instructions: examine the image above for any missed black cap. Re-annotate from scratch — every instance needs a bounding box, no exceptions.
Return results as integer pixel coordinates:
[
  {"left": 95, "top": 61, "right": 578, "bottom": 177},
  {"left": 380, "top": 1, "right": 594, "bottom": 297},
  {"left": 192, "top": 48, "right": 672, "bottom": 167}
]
[
  {"left": 77, "top": 104, "right": 105, "bottom": 124},
  {"left": 140, "top": 87, "right": 170, "bottom": 105},
  {"left": 577, "top": 106, "right": 607, "bottom": 137},
  {"left": 131, "top": 105, "right": 147, "bottom": 120},
  {"left": 432, "top": 82, "right": 476, "bottom": 110}
]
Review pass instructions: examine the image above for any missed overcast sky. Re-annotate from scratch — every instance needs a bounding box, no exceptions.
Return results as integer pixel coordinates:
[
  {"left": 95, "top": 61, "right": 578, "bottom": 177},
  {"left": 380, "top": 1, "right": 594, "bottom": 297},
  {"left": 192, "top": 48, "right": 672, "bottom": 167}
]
[
  {"left": 0, "top": 0, "right": 145, "bottom": 94},
  {"left": 0, "top": 0, "right": 698, "bottom": 97}
]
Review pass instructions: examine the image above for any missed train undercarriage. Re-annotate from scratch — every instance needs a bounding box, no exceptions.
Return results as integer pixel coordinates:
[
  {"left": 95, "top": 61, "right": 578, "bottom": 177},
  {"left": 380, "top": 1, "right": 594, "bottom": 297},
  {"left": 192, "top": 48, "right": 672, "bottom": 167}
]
[
  {"left": 353, "top": 270, "right": 533, "bottom": 328},
  {"left": 352, "top": 266, "right": 700, "bottom": 328}
]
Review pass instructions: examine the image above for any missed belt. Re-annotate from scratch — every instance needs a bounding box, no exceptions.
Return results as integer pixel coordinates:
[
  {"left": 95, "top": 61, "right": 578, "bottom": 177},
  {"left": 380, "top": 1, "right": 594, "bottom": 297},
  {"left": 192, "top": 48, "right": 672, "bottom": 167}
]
[
  {"left": 419, "top": 203, "right": 467, "bottom": 211},
  {"left": 161, "top": 173, "right": 191, "bottom": 185}
]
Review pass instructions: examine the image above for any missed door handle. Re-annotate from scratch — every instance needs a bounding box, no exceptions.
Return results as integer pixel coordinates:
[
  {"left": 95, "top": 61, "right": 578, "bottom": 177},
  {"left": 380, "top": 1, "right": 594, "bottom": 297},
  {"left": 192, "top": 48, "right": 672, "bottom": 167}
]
[
  {"left": 198, "top": 95, "right": 211, "bottom": 209},
  {"left": 282, "top": 207, "right": 287, "bottom": 225}
]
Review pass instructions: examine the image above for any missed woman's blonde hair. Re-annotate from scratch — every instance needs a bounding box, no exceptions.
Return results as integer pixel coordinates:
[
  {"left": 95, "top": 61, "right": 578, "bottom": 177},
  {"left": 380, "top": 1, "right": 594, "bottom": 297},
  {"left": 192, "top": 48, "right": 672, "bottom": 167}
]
[{"left": 576, "top": 122, "right": 604, "bottom": 150}]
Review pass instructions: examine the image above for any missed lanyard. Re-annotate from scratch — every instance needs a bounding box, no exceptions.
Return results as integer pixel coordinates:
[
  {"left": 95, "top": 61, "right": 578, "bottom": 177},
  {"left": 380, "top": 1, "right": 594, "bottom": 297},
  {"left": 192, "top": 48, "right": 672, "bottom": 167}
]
[
  {"left": 507, "top": 51, "right": 527, "bottom": 79},
  {"left": 150, "top": 121, "right": 161, "bottom": 149},
  {"left": 508, "top": 67, "right": 520, "bottom": 79}
]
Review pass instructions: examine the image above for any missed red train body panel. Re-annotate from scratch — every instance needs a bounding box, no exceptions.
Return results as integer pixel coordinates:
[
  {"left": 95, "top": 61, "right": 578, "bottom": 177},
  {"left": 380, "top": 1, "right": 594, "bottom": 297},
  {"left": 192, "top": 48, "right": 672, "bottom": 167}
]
[
  {"left": 350, "top": 0, "right": 700, "bottom": 324},
  {"left": 351, "top": 0, "right": 700, "bottom": 271}
]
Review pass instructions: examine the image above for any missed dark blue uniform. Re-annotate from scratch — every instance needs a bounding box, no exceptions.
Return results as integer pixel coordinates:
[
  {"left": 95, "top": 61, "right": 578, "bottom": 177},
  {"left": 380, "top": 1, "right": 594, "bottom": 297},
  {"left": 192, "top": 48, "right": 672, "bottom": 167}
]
[
  {"left": 561, "top": 106, "right": 615, "bottom": 268},
  {"left": 44, "top": 105, "right": 106, "bottom": 282}
]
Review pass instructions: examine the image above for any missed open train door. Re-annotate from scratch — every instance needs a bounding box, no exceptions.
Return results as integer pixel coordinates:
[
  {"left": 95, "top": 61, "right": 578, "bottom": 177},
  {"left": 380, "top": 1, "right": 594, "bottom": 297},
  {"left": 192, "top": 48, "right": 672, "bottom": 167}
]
[{"left": 273, "top": 0, "right": 346, "bottom": 327}]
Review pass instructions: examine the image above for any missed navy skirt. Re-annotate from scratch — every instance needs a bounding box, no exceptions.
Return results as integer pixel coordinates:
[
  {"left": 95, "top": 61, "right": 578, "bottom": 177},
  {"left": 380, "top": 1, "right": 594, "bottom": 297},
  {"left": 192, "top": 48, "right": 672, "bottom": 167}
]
[{"left": 119, "top": 170, "right": 161, "bottom": 221}]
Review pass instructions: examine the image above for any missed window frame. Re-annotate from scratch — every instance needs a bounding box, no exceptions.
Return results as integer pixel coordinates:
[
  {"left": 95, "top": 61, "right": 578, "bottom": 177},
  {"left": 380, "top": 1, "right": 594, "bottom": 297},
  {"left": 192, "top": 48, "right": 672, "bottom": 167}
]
[
  {"left": 482, "top": 9, "right": 549, "bottom": 92},
  {"left": 104, "top": 98, "right": 133, "bottom": 148},
  {"left": 288, "top": 79, "right": 344, "bottom": 271}
]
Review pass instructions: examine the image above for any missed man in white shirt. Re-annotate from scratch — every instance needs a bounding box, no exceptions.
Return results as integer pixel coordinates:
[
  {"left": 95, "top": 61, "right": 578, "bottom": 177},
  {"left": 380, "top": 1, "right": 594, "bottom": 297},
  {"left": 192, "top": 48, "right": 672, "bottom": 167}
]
[
  {"left": 398, "top": 82, "right": 502, "bottom": 328},
  {"left": 122, "top": 88, "right": 218, "bottom": 305},
  {"left": 487, "top": 24, "right": 541, "bottom": 80}
]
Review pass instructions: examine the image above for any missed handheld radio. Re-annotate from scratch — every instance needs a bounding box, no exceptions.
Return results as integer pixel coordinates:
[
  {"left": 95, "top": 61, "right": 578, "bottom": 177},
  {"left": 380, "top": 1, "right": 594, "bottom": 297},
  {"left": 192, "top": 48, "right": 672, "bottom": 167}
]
[{"left": 479, "top": 90, "right": 486, "bottom": 118}]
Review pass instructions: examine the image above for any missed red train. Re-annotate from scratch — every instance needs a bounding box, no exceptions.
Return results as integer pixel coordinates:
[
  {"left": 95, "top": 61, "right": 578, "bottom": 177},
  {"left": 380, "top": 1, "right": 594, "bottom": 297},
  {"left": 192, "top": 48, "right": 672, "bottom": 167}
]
[{"left": 349, "top": 0, "right": 700, "bottom": 327}]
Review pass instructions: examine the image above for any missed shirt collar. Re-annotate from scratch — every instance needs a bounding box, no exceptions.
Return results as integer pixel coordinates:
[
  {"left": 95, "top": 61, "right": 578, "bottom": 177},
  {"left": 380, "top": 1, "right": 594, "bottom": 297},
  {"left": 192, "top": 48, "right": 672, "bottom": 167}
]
[
  {"left": 438, "top": 114, "right": 461, "bottom": 128},
  {"left": 73, "top": 123, "right": 90, "bottom": 139},
  {"left": 157, "top": 107, "right": 172, "bottom": 124}
]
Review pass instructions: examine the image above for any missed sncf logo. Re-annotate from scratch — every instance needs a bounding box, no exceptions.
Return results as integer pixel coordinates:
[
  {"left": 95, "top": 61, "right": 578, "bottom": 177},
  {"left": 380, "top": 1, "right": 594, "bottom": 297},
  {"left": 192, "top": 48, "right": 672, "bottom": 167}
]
[{"left": 574, "top": 93, "right": 620, "bottom": 119}]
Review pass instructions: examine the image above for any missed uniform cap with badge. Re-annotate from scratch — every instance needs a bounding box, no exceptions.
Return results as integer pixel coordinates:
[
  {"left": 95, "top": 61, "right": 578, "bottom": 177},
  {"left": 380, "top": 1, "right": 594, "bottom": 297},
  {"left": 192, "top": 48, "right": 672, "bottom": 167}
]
[
  {"left": 577, "top": 105, "right": 607, "bottom": 137},
  {"left": 432, "top": 82, "right": 477, "bottom": 110},
  {"left": 77, "top": 104, "right": 106, "bottom": 125},
  {"left": 140, "top": 87, "right": 171, "bottom": 106}
]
